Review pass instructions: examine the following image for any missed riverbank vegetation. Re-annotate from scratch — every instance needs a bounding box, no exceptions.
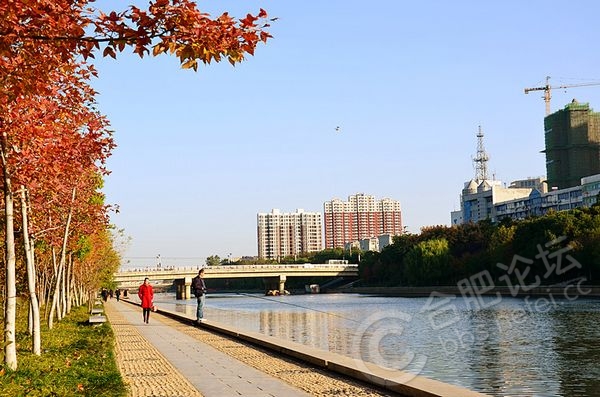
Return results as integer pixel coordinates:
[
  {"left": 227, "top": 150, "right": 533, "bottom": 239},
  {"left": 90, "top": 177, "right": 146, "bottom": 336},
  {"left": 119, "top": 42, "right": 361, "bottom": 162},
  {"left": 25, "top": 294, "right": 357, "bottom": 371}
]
[
  {"left": 358, "top": 205, "right": 600, "bottom": 286},
  {"left": 0, "top": 300, "right": 126, "bottom": 396}
]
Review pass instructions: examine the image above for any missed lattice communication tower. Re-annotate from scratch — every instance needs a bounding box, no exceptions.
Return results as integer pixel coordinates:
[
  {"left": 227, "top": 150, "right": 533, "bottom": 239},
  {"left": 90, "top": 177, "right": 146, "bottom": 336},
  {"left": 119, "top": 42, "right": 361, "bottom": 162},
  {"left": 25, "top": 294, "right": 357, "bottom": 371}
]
[{"left": 473, "top": 125, "right": 489, "bottom": 181}]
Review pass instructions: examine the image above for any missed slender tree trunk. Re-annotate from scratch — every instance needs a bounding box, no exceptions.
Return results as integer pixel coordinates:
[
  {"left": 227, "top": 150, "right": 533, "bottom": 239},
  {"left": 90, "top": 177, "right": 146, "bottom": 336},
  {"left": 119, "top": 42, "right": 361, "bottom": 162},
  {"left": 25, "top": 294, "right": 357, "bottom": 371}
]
[
  {"left": 1, "top": 130, "right": 18, "bottom": 370},
  {"left": 21, "top": 187, "right": 41, "bottom": 355},
  {"left": 28, "top": 301, "right": 32, "bottom": 335},
  {"left": 72, "top": 279, "right": 78, "bottom": 308},
  {"left": 48, "top": 187, "right": 75, "bottom": 328},
  {"left": 45, "top": 251, "right": 57, "bottom": 323},
  {"left": 38, "top": 268, "right": 48, "bottom": 312},
  {"left": 48, "top": 257, "right": 62, "bottom": 327},
  {"left": 60, "top": 254, "right": 67, "bottom": 318},
  {"left": 48, "top": 247, "right": 62, "bottom": 328},
  {"left": 66, "top": 253, "right": 73, "bottom": 314}
]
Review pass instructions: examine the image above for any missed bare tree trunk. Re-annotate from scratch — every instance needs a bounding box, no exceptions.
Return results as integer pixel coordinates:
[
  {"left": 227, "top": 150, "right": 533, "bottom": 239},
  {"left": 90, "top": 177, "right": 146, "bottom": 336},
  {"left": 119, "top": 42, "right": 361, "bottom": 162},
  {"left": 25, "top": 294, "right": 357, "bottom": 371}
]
[
  {"left": 21, "top": 187, "right": 41, "bottom": 355},
  {"left": 38, "top": 268, "right": 48, "bottom": 314},
  {"left": 43, "top": 259, "right": 51, "bottom": 308},
  {"left": 72, "top": 280, "right": 79, "bottom": 308},
  {"left": 66, "top": 253, "right": 73, "bottom": 314},
  {"left": 60, "top": 254, "right": 67, "bottom": 318},
  {"left": 48, "top": 246, "right": 62, "bottom": 328},
  {"left": 28, "top": 302, "right": 32, "bottom": 335},
  {"left": 48, "top": 187, "right": 75, "bottom": 329},
  {"left": 45, "top": 250, "right": 56, "bottom": 324},
  {"left": 1, "top": 131, "right": 18, "bottom": 370}
]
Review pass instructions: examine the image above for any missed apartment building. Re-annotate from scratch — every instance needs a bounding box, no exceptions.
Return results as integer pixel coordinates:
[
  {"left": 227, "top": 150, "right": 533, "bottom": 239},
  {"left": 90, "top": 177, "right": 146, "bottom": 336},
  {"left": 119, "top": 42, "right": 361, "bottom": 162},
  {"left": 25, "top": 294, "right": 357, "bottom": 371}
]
[
  {"left": 257, "top": 209, "right": 323, "bottom": 260},
  {"left": 453, "top": 177, "right": 547, "bottom": 225},
  {"left": 493, "top": 173, "right": 600, "bottom": 221},
  {"left": 323, "top": 193, "right": 402, "bottom": 249},
  {"left": 452, "top": 174, "right": 600, "bottom": 223}
]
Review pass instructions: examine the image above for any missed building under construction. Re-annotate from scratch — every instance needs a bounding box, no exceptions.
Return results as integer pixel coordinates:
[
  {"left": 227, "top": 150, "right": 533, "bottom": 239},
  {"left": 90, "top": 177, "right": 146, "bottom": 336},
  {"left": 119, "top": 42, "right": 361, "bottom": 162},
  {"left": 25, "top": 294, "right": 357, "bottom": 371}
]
[{"left": 544, "top": 99, "right": 600, "bottom": 190}]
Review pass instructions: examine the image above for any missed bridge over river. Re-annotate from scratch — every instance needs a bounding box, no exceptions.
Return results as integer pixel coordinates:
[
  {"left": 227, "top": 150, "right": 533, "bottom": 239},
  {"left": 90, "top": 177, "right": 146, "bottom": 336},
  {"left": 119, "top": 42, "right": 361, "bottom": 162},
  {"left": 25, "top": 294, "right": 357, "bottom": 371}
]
[{"left": 114, "top": 263, "right": 359, "bottom": 298}]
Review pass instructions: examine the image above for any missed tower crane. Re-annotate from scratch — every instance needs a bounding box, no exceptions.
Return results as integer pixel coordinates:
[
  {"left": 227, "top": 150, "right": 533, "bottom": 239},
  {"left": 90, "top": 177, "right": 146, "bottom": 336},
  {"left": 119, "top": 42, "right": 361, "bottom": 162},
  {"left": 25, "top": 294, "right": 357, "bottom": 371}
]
[{"left": 524, "top": 76, "right": 600, "bottom": 116}]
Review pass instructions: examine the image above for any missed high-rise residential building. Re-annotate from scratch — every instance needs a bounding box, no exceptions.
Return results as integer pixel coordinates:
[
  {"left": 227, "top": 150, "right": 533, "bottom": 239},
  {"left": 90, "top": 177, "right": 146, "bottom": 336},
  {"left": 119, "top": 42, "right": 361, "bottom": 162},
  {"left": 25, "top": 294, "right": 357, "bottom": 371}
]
[
  {"left": 323, "top": 193, "right": 402, "bottom": 249},
  {"left": 257, "top": 209, "right": 322, "bottom": 260},
  {"left": 544, "top": 100, "right": 600, "bottom": 190}
]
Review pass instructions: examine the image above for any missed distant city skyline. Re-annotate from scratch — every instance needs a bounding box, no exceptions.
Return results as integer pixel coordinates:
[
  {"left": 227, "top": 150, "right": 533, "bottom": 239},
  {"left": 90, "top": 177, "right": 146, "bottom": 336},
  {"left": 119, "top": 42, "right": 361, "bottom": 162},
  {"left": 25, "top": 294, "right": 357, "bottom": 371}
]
[{"left": 95, "top": 0, "right": 600, "bottom": 265}]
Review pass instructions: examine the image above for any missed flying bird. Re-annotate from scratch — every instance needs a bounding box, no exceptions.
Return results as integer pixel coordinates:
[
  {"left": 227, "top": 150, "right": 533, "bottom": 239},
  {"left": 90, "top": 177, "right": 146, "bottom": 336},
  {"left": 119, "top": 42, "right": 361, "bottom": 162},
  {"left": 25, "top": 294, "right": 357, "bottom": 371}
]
[{"left": 335, "top": 126, "right": 341, "bottom": 132}]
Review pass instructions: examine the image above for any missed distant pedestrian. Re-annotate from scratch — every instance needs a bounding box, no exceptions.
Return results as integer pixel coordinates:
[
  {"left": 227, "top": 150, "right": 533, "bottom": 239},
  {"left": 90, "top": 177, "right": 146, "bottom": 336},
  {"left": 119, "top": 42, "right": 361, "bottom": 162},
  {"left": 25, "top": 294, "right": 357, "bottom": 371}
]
[
  {"left": 101, "top": 288, "right": 108, "bottom": 302},
  {"left": 138, "top": 278, "right": 154, "bottom": 324},
  {"left": 191, "top": 269, "right": 207, "bottom": 322},
  {"left": 116, "top": 289, "right": 121, "bottom": 302}
]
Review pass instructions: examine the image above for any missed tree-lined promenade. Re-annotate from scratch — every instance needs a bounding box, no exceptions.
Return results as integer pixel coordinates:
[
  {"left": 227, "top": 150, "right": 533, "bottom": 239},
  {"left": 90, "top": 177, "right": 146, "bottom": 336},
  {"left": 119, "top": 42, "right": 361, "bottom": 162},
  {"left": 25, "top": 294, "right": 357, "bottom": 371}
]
[
  {"left": 3, "top": 1, "right": 600, "bottom": 392},
  {"left": 1, "top": 0, "right": 272, "bottom": 372}
]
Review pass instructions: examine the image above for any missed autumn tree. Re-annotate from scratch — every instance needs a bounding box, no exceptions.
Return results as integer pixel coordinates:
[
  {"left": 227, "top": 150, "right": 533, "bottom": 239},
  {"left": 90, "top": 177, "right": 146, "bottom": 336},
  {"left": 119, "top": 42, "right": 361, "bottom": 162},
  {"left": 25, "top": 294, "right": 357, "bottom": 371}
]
[{"left": 0, "top": 0, "right": 272, "bottom": 370}]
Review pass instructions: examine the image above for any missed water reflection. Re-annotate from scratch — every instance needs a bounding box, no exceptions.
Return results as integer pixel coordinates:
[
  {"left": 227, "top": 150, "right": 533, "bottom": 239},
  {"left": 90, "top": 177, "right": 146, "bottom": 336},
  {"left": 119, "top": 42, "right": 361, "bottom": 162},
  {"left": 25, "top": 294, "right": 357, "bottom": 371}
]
[
  {"left": 154, "top": 293, "right": 600, "bottom": 397},
  {"left": 550, "top": 303, "right": 600, "bottom": 397},
  {"left": 457, "top": 305, "right": 563, "bottom": 396}
]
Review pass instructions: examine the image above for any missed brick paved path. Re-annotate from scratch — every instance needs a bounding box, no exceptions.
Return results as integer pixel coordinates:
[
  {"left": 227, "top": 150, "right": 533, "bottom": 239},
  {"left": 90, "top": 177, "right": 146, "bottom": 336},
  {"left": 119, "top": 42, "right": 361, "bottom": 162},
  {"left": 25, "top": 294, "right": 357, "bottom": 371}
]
[
  {"left": 104, "top": 302, "right": 203, "bottom": 397},
  {"left": 104, "top": 298, "right": 399, "bottom": 397}
]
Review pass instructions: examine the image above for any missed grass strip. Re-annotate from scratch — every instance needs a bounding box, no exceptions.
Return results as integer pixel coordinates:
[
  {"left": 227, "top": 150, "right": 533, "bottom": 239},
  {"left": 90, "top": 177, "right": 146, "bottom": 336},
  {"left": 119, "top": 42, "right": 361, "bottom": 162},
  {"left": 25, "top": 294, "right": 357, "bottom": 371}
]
[{"left": 0, "top": 300, "right": 127, "bottom": 397}]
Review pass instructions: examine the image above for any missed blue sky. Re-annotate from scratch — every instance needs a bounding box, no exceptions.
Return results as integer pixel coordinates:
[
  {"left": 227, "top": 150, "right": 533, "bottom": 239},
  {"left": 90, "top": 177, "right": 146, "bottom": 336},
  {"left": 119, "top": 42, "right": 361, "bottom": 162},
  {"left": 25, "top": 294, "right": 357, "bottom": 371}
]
[{"left": 92, "top": 1, "right": 600, "bottom": 267}]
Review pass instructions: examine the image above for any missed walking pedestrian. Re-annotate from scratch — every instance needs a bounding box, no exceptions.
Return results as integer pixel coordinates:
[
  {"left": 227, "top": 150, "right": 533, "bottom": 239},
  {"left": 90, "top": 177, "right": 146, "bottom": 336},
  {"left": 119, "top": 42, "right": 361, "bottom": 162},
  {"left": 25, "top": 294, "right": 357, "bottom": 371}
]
[
  {"left": 115, "top": 289, "right": 121, "bottom": 302},
  {"left": 138, "top": 278, "right": 154, "bottom": 324},
  {"left": 191, "top": 269, "right": 207, "bottom": 323}
]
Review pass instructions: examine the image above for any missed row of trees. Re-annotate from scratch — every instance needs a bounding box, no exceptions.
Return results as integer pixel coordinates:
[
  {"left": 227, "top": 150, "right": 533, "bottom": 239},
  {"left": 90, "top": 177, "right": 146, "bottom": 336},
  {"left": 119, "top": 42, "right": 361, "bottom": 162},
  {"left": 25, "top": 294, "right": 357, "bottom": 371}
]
[
  {"left": 1, "top": 1, "right": 272, "bottom": 370},
  {"left": 359, "top": 205, "right": 600, "bottom": 287}
]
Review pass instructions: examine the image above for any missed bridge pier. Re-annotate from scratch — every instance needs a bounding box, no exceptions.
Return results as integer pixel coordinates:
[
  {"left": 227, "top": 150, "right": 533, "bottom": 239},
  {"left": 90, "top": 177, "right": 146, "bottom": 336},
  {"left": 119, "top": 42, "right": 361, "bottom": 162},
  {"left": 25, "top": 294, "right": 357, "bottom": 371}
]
[
  {"left": 278, "top": 275, "right": 286, "bottom": 294},
  {"left": 263, "top": 275, "right": 287, "bottom": 295},
  {"left": 175, "top": 277, "right": 193, "bottom": 300}
]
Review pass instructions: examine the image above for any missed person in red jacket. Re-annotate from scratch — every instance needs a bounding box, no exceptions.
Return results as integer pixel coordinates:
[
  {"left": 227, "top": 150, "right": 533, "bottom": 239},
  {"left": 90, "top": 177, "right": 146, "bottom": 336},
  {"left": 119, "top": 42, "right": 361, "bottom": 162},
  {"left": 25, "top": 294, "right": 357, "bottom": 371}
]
[{"left": 138, "top": 277, "right": 154, "bottom": 324}]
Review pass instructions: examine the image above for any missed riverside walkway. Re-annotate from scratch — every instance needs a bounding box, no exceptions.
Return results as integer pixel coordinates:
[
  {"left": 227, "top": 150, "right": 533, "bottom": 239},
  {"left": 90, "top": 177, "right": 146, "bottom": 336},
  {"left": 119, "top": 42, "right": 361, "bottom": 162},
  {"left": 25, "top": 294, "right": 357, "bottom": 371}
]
[
  {"left": 103, "top": 299, "right": 490, "bottom": 397},
  {"left": 104, "top": 299, "right": 311, "bottom": 397}
]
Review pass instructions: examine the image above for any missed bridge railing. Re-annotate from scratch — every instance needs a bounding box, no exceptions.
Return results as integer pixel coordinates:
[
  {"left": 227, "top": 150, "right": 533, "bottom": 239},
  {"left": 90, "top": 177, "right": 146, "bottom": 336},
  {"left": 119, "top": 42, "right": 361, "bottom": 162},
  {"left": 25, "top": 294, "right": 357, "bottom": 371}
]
[{"left": 118, "top": 263, "right": 359, "bottom": 273}]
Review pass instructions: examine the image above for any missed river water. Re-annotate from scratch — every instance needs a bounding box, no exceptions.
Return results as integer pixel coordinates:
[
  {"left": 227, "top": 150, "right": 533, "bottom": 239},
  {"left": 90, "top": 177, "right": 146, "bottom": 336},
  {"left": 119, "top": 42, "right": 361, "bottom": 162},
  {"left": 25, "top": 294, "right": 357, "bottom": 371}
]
[{"left": 151, "top": 291, "right": 600, "bottom": 397}]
